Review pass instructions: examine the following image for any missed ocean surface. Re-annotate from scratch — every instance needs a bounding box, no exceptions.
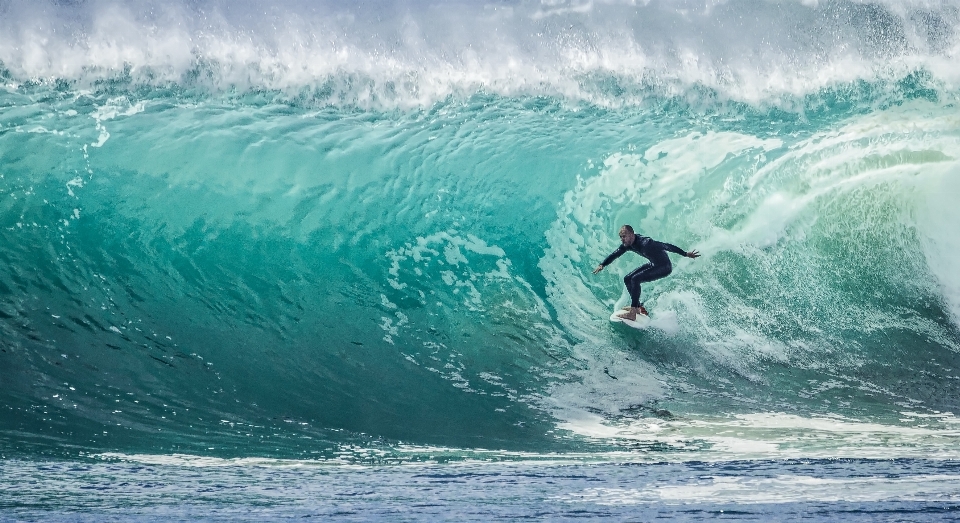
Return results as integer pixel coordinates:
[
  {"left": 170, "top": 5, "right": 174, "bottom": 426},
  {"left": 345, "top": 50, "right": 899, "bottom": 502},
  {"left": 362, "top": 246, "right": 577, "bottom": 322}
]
[{"left": 2, "top": 0, "right": 960, "bottom": 520}]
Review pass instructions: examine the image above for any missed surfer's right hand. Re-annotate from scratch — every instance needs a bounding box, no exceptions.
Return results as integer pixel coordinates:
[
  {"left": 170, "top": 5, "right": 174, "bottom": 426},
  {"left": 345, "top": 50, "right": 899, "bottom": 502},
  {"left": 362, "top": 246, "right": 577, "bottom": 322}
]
[{"left": 592, "top": 264, "right": 604, "bottom": 274}]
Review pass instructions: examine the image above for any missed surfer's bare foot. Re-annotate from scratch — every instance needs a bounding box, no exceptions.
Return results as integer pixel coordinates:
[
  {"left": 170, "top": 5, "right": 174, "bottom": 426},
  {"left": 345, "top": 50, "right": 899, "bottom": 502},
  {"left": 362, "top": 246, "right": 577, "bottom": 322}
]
[
  {"left": 616, "top": 307, "right": 640, "bottom": 321},
  {"left": 619, "top": 305, "right": 648, "bottom": 317}
]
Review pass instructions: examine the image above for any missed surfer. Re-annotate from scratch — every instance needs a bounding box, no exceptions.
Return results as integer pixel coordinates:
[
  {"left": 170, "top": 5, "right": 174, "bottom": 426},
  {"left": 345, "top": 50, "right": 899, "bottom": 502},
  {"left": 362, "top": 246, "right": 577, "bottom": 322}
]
[{"left": 593, "top": 225, "right": 700, "bottom": 321}]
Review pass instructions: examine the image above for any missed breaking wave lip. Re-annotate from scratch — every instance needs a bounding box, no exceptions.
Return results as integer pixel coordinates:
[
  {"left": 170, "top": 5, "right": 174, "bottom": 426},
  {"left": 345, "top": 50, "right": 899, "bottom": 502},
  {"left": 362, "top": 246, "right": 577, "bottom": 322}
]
[{"left": 2, "top": 0, "right": 960, "bottom": 108}]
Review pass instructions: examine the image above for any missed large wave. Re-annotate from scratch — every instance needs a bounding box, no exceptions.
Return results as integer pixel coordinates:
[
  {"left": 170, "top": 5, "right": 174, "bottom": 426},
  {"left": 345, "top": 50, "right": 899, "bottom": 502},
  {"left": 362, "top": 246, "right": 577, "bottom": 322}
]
[{"left": 2, "top": 0, "right": 960, "bottom": 460}]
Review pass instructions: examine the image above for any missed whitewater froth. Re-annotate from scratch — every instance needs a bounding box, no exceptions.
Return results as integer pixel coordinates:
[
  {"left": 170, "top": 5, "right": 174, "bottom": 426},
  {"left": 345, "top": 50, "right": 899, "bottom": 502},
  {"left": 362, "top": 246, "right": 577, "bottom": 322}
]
[{"left": 3, "top": 0, "right": 960, "bottom": 108}]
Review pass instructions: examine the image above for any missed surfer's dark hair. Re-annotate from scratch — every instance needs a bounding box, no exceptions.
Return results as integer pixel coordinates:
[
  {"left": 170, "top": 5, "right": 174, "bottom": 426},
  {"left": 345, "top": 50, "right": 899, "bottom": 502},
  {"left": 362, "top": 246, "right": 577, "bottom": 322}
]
[{"left": 619, "top": 224, "right": 634, "bottom": 233}]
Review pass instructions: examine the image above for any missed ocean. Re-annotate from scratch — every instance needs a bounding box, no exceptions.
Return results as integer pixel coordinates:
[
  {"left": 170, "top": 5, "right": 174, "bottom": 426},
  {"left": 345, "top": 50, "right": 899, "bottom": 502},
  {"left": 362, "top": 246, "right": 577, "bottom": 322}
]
[{"left": 2, "top": 0, "right": 960, "bottom": 520}]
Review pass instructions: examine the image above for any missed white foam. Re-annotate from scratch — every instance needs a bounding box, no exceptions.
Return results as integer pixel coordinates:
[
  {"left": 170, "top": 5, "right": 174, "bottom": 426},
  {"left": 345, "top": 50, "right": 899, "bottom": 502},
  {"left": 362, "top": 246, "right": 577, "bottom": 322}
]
[
  {"left": 63, "top": 405, "right": 960, "bottom": 468},
  {"left": 917, "top": 165, "right": 960, "bottom": 324},
  {"left": 96, "top": 409, "right": 960, "bottom": 472},
  {"left": 561, "top": 474, "right": 960, "bottom": 504},
  {"left": 2, "top": 0, "right": 959, "bottom": 108},
  {"left": 557, "top": 410, "right": 960, "bottom": 462}
]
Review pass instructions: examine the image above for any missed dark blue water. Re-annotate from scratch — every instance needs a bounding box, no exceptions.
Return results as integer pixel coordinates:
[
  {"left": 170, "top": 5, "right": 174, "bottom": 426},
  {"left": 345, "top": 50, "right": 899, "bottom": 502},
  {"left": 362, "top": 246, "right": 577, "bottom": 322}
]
[{"left": 3, "top": 458, "right": 960, "bottom": 522}]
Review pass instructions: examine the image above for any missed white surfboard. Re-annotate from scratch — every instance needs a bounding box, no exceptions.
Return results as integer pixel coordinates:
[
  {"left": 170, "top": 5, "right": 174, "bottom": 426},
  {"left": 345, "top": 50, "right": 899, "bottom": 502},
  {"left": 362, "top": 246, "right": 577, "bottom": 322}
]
[{"left": 609, "top": 311, "right": 651, "bottom": 329}]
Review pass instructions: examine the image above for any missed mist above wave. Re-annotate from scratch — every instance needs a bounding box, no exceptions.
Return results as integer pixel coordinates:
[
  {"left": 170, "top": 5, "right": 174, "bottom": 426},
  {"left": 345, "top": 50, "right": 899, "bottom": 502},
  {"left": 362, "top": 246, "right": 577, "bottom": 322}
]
[{"left": 1, "top": 0, "right": 958, "bottom": 108}]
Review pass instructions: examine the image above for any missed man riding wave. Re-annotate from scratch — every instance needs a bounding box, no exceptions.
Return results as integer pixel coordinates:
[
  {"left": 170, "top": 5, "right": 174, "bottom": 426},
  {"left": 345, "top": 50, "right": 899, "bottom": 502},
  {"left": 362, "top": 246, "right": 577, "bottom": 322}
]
[{"left": 593, "top": 225, "right": 700, "bottom": 321}]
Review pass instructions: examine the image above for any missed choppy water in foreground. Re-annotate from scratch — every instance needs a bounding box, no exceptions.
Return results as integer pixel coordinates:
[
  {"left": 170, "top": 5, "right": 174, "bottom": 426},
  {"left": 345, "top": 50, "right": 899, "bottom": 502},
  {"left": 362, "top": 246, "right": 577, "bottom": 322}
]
[{"left": 3, "top": 457, "right": 960, "bottom": 522}]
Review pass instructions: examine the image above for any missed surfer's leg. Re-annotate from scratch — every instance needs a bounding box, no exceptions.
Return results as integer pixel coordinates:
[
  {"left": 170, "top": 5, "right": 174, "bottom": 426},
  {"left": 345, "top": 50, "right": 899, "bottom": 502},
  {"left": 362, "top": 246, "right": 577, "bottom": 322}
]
[
  {"left": 624, "top": 263, "right": 672, "bottom": 307},
  {"left": 623, "top": 264, "right": 653, "bottom": 308},
  {"left": 640, "top": 263, "right": 672, "bottom": 283}
]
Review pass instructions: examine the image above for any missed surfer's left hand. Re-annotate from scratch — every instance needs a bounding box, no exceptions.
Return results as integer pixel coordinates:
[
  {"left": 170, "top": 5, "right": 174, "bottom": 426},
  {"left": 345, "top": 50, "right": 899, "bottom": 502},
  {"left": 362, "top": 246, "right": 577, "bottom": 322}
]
[{"left": 686, "top": 250, "right": 700, "bottom": 259}]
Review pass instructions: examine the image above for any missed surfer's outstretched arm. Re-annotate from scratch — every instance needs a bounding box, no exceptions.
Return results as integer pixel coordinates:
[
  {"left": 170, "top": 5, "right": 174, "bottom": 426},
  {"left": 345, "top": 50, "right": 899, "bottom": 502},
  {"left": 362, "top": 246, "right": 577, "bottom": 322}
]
[
  {"left": 661, "top": 241, "right": 700, "bottom": 259},
  {"left": 601, "top": 245, "right": 628, "bottom": 266},
  {"left": 594, "top": 244, "right": 628, "bottom": 274}
]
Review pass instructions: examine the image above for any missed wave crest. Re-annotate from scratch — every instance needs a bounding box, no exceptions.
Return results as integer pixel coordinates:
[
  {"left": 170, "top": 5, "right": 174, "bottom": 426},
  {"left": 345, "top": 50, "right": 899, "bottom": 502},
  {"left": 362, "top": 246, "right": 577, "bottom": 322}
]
[{"left": 2, "top": 0, "right": 959, "bottom": 108}]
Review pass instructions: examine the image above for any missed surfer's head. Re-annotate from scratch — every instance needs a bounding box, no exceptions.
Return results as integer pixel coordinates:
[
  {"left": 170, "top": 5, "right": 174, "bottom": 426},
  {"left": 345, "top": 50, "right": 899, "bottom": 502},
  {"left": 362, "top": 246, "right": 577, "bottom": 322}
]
[{"left": 618, "top": 225, "right": 636, "bottom": 246}]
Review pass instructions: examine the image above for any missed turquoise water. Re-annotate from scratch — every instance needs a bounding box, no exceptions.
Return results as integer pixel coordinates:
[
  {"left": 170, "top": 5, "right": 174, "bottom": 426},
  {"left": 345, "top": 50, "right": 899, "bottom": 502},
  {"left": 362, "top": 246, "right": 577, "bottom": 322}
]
[{"left": 3, "top": 0, "right": 960, "bottom": 519}]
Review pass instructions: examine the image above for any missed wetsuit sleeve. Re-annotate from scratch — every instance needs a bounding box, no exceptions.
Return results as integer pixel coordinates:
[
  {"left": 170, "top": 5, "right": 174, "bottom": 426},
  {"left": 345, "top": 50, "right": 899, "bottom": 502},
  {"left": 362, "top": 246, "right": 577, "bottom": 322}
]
[
  {"left": 600, "top": 245, "right": 628, "bottom": 267},
  {"left": 659, "top": 242, "right": 688, "bottom": 256}
]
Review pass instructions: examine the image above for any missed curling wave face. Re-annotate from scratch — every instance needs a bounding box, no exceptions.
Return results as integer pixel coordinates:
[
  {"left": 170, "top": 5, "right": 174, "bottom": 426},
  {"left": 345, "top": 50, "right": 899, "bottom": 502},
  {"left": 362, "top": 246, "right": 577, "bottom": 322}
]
[{"left": 1, "top": 0, "right": 960, "bottom": 460}]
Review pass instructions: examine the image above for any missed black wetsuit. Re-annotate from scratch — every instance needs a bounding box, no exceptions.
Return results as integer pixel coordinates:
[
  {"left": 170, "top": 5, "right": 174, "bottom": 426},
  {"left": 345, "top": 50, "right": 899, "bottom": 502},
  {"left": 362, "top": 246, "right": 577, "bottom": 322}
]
[{"left": 600, "top": 235, "right": 687, "bottom": 308}]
